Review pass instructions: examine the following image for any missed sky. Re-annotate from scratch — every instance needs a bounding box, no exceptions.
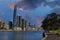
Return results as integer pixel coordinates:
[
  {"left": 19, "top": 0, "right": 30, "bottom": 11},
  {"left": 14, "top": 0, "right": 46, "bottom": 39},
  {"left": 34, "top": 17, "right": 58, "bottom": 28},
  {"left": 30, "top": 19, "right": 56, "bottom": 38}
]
[{"left": 0, "top": 0, "right": 60, "bottom": 27}]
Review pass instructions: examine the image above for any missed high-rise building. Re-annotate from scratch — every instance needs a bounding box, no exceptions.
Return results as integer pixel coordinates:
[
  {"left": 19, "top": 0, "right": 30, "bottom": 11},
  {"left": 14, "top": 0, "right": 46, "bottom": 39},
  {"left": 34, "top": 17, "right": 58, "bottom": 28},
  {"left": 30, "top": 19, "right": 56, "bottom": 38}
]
[
  {"left": 0, "top": 18, "right": 2, "bottom": 29},
  {"left": 9, "top": 21, "right": 13, "bottom": 29},
  {"left": 25, "top": 20, "right": 27, "bottom": 28},
  {"left": 22, "top": 19, "right": 27, "bottom": 30},
  {"left": 22, "top": 19, "right": 25, "bottom": 30},
  {"left": 13, "top": 5, "right": 17, "bottom": 27},
  {"left": 29, "top": 22, "right": 31, "bottom": 27},
  {"left": 17, "top": 16, "right": 22, "bottom": 27}
]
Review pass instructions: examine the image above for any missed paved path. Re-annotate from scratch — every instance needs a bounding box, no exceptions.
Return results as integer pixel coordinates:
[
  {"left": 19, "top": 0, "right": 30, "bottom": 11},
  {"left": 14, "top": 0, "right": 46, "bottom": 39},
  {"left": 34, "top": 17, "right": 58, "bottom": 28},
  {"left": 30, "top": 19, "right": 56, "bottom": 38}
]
[{"left": 44, "top": 33, "right": 60, "bottom": 40}]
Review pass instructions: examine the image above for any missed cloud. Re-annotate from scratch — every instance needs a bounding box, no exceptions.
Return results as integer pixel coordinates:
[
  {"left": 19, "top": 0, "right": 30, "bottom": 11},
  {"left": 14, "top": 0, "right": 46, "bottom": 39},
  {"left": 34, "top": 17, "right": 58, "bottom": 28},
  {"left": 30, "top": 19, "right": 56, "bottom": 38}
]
[
  {"left": 23, "top": 13, "right": 44, "bottom": 26},
  {"left": 9, "top": 0, "right": 60, "bottom": 11},
  {"left": 51, "top": 8, "right": 60, "bottom": 14},
  {"left": 9, "top": 0, "right": 42, "bottom": 11},
  {"left": 45, "top": 0, "right": 56, "bottom": 2},
  {"left": 37, "top": 16, "right": 43, "bottom": 27},
  {"left": 18, "top": 0, "right": 60, "bottom": 9},
  {"left": 9, "top": 0, "right": 44, "bottom": 11},
  {"left": 23, "top": 13, "right": 35, "bottom": 23},
  {"left": 9, "top": 2, "right": 16, "bottom": 9},
  {"left": 43, "top": 0, "right": 60, "bottom": 8}
]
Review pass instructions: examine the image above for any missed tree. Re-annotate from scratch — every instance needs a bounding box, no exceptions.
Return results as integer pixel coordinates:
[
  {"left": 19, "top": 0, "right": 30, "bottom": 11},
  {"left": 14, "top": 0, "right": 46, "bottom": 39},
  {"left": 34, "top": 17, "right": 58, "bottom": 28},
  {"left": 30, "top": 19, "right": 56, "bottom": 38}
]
[{"left": 41, "top": 13, "right": 59, "bottom": 31}]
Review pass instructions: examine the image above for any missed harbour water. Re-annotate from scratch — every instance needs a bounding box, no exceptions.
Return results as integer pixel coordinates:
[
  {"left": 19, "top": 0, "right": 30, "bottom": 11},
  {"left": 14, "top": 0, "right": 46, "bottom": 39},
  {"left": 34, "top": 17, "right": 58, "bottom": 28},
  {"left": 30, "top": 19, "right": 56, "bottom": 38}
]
[{"left": 0, "top": 31, "right": 43, "bottom": 40}]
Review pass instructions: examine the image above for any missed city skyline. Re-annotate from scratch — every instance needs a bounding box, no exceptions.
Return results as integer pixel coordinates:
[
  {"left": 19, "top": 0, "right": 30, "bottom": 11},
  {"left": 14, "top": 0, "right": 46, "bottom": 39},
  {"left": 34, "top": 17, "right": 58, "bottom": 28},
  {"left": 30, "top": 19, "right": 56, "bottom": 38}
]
[
  {"left": 0, "top": 0, "right": 60, "bottom": 27},
  {"left": 0, "top": 17, "right": 41, "bottom": 31}
]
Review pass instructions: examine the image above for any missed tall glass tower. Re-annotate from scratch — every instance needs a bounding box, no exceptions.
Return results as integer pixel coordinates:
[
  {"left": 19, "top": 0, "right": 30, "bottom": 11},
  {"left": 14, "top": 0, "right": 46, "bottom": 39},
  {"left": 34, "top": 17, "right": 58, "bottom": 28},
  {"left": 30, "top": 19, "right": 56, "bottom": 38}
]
[
  {"left": 13, "top": 5, "right": 17, "bottom": 27},
  {"left": 17, "top": 16, "right": 22, "bottom": 27}
]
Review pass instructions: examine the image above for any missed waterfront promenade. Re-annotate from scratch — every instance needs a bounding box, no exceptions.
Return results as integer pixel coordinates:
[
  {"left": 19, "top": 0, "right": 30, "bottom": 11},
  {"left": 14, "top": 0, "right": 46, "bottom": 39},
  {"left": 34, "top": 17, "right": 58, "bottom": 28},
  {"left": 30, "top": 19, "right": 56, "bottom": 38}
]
[{"left": 44, "top": 33, "right": 60, "bottom": 40}]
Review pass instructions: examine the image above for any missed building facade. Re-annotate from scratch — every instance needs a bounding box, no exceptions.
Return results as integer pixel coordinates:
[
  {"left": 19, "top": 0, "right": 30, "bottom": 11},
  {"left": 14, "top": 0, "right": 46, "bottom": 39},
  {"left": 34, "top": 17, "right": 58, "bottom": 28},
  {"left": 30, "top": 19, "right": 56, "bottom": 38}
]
[
  {"left": 22, "top": 19, "right": 27, "bottom": 30},
  {"left": 0, "top": 18, "right": 2, "bottom": 29},
  {"left": 17, "top": 16, "right": 22, "bottom": 27},
  {"left": 9, "top": 21, "right": 13, "bottom": 29},
  {"left": 13, "top": 5, "right": 17, "bottom": 27}
]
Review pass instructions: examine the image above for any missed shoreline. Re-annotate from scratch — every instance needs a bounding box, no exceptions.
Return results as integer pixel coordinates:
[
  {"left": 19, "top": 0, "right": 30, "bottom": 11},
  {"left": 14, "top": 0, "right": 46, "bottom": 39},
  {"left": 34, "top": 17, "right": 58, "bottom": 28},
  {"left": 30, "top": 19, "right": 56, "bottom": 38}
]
[
  {"left": 42, "top": 32, "right": 60, "bottom": 40},
  {"left": 42, "top": 33, "right": 48, "bottom": 40}
]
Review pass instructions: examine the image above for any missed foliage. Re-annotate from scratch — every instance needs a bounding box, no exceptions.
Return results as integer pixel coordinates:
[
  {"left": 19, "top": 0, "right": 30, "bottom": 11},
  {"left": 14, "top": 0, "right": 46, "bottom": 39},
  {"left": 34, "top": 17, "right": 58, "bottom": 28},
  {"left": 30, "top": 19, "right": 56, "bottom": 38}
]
[{"left": 41, "top": 13, "right": 60, "bottom": 31}]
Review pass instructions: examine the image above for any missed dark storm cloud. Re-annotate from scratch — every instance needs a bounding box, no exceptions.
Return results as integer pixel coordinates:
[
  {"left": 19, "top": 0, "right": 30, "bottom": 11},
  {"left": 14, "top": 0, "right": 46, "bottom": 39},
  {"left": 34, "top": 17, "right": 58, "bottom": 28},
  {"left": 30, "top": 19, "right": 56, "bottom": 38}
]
[
  {"left": 10, "top": 0, "right": 60, "bottom": 10},
  {"left": 16, "top": 0, "right": 44, "bottom": 10},
  {"left": 51, "top": 8, "right": 60, "bottom": 14},
  {"left": 43, "top": 0, "right": 60, "bottom": 8}
]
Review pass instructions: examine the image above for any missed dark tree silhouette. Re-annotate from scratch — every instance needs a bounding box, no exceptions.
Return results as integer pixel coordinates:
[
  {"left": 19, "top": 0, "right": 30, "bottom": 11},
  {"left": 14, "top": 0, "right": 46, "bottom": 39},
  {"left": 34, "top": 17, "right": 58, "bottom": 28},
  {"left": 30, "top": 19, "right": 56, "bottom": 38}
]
[{"left": 41, "top": 13, "right": 60, "bottom": 31}]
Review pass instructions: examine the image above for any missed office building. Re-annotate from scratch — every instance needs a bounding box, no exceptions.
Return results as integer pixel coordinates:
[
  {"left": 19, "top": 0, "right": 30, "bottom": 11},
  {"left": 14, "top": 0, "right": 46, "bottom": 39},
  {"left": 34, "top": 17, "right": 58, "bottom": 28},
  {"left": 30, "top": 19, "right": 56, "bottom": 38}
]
[
  {"left": 22, "top": 19, "right": 27, "bottom": 30},
  {"left": 9, "top": 21, "right": 13, "bottom": 29},
  {"left": 13, "top": 5, "right": 17, "bottom": 27},
  {"left": 22, "top": 19, "right": 24, "bottom": 30},
  {"left": 24, "top": 20, "right": 27, "bottom": 28},
  {"left": 17, "top": 16, "right": 22, "bottom": 27},
  {"left": 0, "top": 18, "right": 2, "bottom": 29},
  {"left": 3, "top": 23, "right": 9, "bottom": 30}
]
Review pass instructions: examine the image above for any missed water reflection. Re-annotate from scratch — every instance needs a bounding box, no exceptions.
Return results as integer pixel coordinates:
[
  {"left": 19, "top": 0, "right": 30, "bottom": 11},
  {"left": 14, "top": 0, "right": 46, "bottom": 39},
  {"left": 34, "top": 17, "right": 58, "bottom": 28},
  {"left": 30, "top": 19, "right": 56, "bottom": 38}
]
[{"left": 0, "top": 31, "right": 43, "bottom": 40}]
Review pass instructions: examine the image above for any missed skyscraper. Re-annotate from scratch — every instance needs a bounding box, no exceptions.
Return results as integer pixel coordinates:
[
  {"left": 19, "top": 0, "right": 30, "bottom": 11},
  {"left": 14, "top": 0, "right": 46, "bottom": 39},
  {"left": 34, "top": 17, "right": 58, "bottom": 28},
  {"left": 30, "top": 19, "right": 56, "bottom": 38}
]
[
  {"left": 13, "top": 5, "right": 17, "bottom": 27},
  {"left": 17, "top": 16, "right": 22, "bottom": 27},
  {"left": 25, "top": 20, "right": 27, "bottom": 28},
  {"left": 22, "top": 19, "right": 25, "bottom": 30},
  {"left": 22, "top": 19, "right": 27, "bottom": 30}
]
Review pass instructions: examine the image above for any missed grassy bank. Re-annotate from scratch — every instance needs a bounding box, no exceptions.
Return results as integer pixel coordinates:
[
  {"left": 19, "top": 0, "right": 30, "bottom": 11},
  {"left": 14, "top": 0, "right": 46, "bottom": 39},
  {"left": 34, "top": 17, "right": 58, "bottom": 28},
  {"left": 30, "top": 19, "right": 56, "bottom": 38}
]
[{"left": 50, "top": 29, "right": 60, "bottom": 33}]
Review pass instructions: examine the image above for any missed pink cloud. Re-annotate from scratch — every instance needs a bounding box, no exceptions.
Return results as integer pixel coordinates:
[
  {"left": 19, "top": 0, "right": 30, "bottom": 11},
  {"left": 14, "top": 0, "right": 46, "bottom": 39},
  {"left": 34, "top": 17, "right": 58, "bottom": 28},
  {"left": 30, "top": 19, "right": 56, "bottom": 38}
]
[
  {"left": 37, "top": 16, "right": 43, "bottom": 27},
  {"left": 9, "top": 2, "right": 24, "bottom": 11},
  {"left": 37, "top": 16, "right": 43, "bottom": 22},
  {"left": 9, "top": 2, "right": 16, "bottom": 9}
]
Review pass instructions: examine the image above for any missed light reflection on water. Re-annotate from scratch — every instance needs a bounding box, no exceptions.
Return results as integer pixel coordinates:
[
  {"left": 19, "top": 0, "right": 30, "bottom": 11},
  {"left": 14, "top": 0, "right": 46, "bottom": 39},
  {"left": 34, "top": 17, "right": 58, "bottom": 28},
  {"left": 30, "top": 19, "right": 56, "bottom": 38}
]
[{"left": 0, "top": 31, "right": 43, "bottom": 40}]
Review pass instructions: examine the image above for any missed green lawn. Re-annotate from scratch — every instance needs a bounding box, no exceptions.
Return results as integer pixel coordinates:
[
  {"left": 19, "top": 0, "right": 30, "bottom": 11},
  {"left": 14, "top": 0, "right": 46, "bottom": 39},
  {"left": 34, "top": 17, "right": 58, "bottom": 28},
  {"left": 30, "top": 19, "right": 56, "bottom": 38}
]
[{"left": 51, "top": 29, "right": 60, "bottom": 33}]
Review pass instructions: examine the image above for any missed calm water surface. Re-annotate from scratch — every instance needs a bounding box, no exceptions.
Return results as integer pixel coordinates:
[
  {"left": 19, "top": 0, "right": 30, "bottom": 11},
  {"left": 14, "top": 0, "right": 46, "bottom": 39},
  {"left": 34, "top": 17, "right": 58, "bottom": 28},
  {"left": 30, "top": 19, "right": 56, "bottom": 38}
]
[{"left": 0, "top": 31, "right": 43, "bottom": 40}]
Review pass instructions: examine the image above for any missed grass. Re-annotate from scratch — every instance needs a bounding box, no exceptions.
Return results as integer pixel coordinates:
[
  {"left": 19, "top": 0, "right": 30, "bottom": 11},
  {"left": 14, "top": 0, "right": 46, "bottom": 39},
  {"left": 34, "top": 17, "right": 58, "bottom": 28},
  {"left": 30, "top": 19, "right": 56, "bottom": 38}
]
[{"left": 51, "top": 29, "right": 60, "bottom": 33}]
